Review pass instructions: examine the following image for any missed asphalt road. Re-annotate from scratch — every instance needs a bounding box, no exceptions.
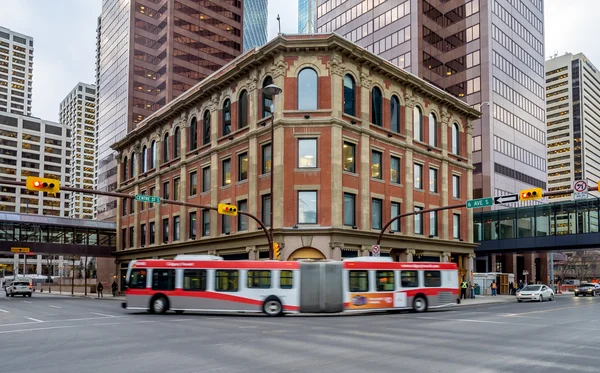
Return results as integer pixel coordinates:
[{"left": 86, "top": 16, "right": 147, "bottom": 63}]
[{"left": 1, "top": 293, "right": 600, "bottom": 373}]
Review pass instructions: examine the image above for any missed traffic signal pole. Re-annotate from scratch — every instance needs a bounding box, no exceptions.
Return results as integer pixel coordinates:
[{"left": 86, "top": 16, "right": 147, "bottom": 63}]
[{"left": 0, "top": 179, "right": 273, "bottom": 255}]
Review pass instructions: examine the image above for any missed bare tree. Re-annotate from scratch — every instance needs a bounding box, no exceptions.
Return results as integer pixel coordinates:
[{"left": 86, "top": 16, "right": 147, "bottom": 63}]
[{"left": 556, "top": 251, "right": 600, "bottom": 283}]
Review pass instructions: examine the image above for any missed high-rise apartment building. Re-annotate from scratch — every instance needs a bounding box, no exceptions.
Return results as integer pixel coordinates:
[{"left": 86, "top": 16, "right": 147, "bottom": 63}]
[
  {"left": 0, "top": 112, "right": 71, "bottom": 216},
  {"left": 243, "top": 0, "right": 268, "bottom": 51},
  {"left": 316, "top": 0, "right": 547, "bottom": 201},
  {"left": 299, "top": 0, "right": 316, "bottom": 33},
  {"left": 59, "top": 83, "right": 97, "bottom": 219},
  {"left": 96, "top": 0, "right": 244, "bottom": 221},
  {"left": 0, "top": 26, "right": 33, "bottom": 116},
  {"left": 546, "top": 53, "right": 600, "bottom": 199}
]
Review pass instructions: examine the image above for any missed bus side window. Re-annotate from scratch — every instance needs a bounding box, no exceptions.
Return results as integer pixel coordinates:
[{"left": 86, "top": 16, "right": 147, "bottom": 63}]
[
  {"left": 280, "top": 270, "right": 293, "bottom": 289},
  {"left": 183, "top": 269, "right": 207, "bottom": 291},
  {"left": 215, "top": 270, "right": 239, "bottom": 292},
  {"left": 349, "top": 270, "right": 369, "bottom": 292},
  {"left": 247, "top": 270, "right": 271, "bottom": 289},
  {"left": 376, "top": 270, "right": 395, "bottom": 291},
  {"left": 424, "top": 271, "right": 441, "bottom": 287},
  {"left": 400, "top": 270, "right": 418, "bottom": 288},
  {"left": 129, "top": 269, "right": 147, "bottom": 289},
  {"left": 152, "top": 269, "right": 175, "bottom": 291}
]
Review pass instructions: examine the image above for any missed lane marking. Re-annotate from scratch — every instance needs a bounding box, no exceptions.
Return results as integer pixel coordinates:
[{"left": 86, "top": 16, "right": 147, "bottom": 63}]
[
  {"left": 416, "top": 316, "right": 544, "bottom": 327},
  {"left": 48, "top": 305, "right": 62, "bottom": 309},
  {"left": 0, "top": 320, "right": 155, "bottom": 335},
  {"left": 26, "top": 317, "right": 43, "bottom": 323},
  {"left": 0, "top": 315, "right": 126, "bottom": 328},
  {"left": 239, "top": 325, "right": 259, "bottom": 329},
  {"left": 90, "top": 312, "right": 115, "bottom": 318},
  {"left": 508, "top": 303, "right": 599, "bottom": 316},
  {"left": 208, "top": 317, "right": 224, "bottom": 320},
  {"left": 0, "top": 309, "right": 8, "bottom": 313},
  {"left": 23, "top": 301, "right": 32, "bottom": 304}
]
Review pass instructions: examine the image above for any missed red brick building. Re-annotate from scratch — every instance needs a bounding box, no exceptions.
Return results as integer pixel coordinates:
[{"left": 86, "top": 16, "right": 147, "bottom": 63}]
[{"left": 111, "top": 34, "right": 480, "bottom": 283}]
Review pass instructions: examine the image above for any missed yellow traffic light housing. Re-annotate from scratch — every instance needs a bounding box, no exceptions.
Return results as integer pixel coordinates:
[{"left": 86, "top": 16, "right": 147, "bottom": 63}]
[
  {"left": 273, "top": 242, "right": 281, "bottom": 260},
  {"left": 25, "top": 176, "right": 60, "bottom": 196},
  {"left": 217, "top": 203, "right": 238, "bottom": 216},
  {"left": 519, "top": 187, "right": 542, "bottom": 201}
]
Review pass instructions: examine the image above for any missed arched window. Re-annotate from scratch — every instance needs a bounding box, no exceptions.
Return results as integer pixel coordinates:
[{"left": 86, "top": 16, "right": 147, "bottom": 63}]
[
  {"left": 452, "top": 123, "right": 460, "bottom": 154},
  {"left": 343, "top": 74, "right": 355, "bottom": 116},
  {"left": 238, "top": 90, "right": 248, "bottom": 129},
  {"left": 142, "top": 145, "right": 147, "bottom": 173},
  {"left": 371, "top": 87, "right": 383, "bottom": 126},
  {"left": 173, "top": 127, "right": 181, "bottom": 158},
  {"left": 428, "top": 113, "right": 437, "bottom": 147},
  {"left": 413, "top": 106, "right": 423, "bottom": 141},
  {"left": 202, "top": 110, "right": 211, "bottom": 145},
  {"left": 131, "top": 152, "right": 137, "bottom": 177},
  {"left": 262, "top": 76, "right": 273, "bottom": 118},
  {"left": 189, "top": 117, "right": 197, "bottom": 151},
  {"left": 163, "top": 133, "right": 169, "bottom": 163},
  {"left": 222, "top": 99, "right": 231, "bottom": 136},
  {"left": 150, "top": 141, "right": 156, "bottom": 169},
  {"left": 123, "top": 156, "right": 128, "bottom": 181},
  {"left": 298, "top": 68, "right": 318, "bottom": 110},
  {"left": 390, "top": 95, "right": 400, "bottom": 133}
]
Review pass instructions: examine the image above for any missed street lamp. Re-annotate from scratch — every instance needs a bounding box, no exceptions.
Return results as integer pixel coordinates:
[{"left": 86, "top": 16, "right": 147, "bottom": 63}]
[{"left": 263, "top": 83, "right": 283, "bottom": 260}]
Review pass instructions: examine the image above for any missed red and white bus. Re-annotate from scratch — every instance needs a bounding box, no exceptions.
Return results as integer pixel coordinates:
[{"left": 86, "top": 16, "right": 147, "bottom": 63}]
[{"left": 122, "top": 255, "right": 458, "bottom": 316}]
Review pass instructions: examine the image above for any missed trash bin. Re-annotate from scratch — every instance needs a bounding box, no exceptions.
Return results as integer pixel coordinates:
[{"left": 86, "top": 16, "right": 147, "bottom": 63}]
[{"left": 474, "top": 284, "right": 481, "bottom": 295}]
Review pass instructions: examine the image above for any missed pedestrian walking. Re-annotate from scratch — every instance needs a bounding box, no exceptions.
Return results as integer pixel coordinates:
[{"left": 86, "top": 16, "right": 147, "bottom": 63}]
[
  {"left": 112, "top": 280, "right": 118, "bottom": 297},
  {"left": 97, "top": 281, "right": 103, "bottom": 298},
  {"left": 461, "top": 279, "right": 468, "bottom": 299},
  {"left": 509, "top": 281, "right": 514, "bottom": 296},
  {"left": 470, "top": 281, "right": 476, "bottom": 299}
]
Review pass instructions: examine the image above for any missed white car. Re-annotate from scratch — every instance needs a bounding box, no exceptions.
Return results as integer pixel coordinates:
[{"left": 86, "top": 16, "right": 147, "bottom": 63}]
[
  {"left": 516, "top": 284, "right": 554, "bottom": 302},
  {"left": 6, "top": 280, "right": 32, "bottom": 297}
]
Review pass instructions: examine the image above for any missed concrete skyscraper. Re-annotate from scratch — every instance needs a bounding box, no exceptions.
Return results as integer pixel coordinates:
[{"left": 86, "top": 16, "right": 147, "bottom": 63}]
[
  {"left": 0, "top": 26, "right": 33, "bottom": 116},
  {"left": 96, "top": 0, "right": 244, "bottom": 221},
  {"left": 243, "top": 0, "right": 268, "bottom": 51},
  {"left": 299, "top": 0, "right": 316, "bottom": 33},
  {"left": 59, "top": 82, "right": 97, "bottom": 220}
]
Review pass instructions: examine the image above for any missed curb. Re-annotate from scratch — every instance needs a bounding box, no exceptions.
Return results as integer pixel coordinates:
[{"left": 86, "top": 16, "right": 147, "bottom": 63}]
[{"left": 36, "top": 292, "right": 124, "bottom": 301}]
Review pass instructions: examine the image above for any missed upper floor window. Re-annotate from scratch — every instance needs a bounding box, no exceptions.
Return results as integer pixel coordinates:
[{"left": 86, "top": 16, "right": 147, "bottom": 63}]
[
  {"left": 298, "top": 138, "right": 317, "bottom": 168},
  {"left": 343, "top": 142, "right": 355, "bottom": 173},
  {"left": 343, "top": 74, "right": 356, "bottom": 116},
  {"left": 238, "top": 90, "right": 248, "bottom": 129},
  {"left": 371, "top": 150, "right": 382, "bottom": 179},
  {"left": 414, "top": 106, "right": 423, "bottom": 141},
  {"left": 141, "top": 146, "right": 147, "bottom": 173},
  {"left": 262, "top": 143, "right": 272, "bottom": 174},
  {"left": 262, "top": 76, "right": 273, "bottom": 118},
  {"left": 123, "top": 156, "right": 128, "bottom": 180},
  {"left": 150, "top": 140, "right": 156, "bottom": 169},
  {"left": 189, "top": 117, "right": 198, "bottom": 150},
  {"left": 371, "top": 87, "right": 383, "bottom": 126},
  {"left": 238, "top": 152, "right": 248, "bottom": 181},
  {"left": 298, "top": 191, "right": 318, "bottom": 224},
  {"left": 222, "top": 99, "right": 231, "bottom": 136},
  {"left": 298, "top": 68, "right": 318, "bottom": 110},
  {"left": 222, "top": 159, "right": 231, "bottom": 186},
  {"left": 203, "top": 110, "right": 211, "bottom": 145},
  {"left": 163, "top": 133, "right": 169, "bottom": 163},
  {"left": 173, "top": 127, "right": 181, "bottom": 158},
  {"left": 428, "top": 113, "right": 437, "bottom": 147},
  {"left": 452, "top": 123, "right": 460, "bottom": 154},
  {"left": 131, "top": 152, "right": 137, "bottom": 176},
  {"left": 390, "top": 95, "right": 400, "bottom": 133}
]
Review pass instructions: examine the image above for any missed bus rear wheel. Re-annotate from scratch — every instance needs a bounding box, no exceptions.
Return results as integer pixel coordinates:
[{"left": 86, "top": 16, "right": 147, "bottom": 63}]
[
  {"left": 263, "top": 297, "right": 283, "bottom": 317},
  {"left": 412, "top": 296, "right": 428, "bottom": 313}
]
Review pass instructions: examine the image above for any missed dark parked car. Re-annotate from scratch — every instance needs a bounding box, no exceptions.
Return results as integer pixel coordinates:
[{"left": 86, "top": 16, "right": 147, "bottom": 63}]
[{"left": 574, "top": 283, "right": 600, "bottom": 297}]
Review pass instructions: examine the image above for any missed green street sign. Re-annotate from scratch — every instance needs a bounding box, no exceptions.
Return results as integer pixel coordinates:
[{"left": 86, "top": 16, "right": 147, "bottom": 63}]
[
  {"left": 466, "top": 197, "right": 493, "bottom": 209},
  {"left": 135, "top": 194, "right": 161, "bottom": 204}
]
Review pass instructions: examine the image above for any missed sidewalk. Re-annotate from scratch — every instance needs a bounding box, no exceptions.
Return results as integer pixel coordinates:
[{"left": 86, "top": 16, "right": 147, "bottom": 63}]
[
  {"left": 36, "top": 289, "right": 125, "bottom": 301},
  {"left": 456, "top": 295, "right": 514, "bottom": 307}
]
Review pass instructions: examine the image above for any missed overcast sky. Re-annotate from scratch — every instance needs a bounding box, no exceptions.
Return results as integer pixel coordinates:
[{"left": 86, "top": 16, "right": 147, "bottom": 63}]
[{"left": 0, "top": 0, "right": 597, "bottom": 122}]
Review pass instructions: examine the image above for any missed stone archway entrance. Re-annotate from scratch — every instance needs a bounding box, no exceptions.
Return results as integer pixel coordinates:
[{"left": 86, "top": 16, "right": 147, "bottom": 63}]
[{"left": 287, "top": 247, "right": 326, "bottom": 260}]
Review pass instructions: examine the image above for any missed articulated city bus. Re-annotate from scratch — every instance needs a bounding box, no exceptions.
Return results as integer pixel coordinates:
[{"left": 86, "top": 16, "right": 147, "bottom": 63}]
[{"left": 122, "top": 255, "right": 458, "bottom": 316}]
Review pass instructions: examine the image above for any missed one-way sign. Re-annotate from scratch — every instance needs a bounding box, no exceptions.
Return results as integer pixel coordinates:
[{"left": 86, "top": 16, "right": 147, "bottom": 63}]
[{"left": 494, "top": 194, "right": 519, "bottom": 204}]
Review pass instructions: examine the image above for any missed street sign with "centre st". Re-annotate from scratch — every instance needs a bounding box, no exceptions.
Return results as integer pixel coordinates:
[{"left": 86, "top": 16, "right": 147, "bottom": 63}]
[
  {"left": 466, "top": 197, "right": 494, "bottom": 209},
  {"left": 135, "top": 194, "right": 161, "bottom": 204}
]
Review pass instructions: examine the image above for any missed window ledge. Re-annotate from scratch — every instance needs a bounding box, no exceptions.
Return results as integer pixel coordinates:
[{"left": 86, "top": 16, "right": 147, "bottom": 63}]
[
  {"left": 259, "top": 172, "right": 272, "bottom": 179},
  {"left": 452, "top": 197, "right": 462, "bottom": 201},
  {"left": 414, "top": 188, "right": 424, "bottom": 192},
  {"left": 220, "top": 185, "right": 232, "bottom": 190},
  {"left": 430, "top": 192, "right": 440, "bottom": 196},
  {"left": 371, "top": 178, "right": 385, "bottom": 183},
  {"left": 342, "top": 171, "right": 358, "bottom": 177},
  {"left": 294, "top": 168, "right": 321, "bottom": 172},
  {"left": 236, "top": 179, "right": 248, "bottom": 186},
  {"left": 390, "top": 182, "right": 403, "bottom": 187},
  {"left": 295, "top": 224, "right": 320, "bottom": 228},
  {"left": 200, "top": 190, "right": 210, "bottom": 196}
]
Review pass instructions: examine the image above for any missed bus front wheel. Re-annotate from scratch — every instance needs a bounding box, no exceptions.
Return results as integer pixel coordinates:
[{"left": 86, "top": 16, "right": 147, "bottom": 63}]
[
  {"left": 412, "top": 296, "right": 428, "bottom": 313},
  {"left": 150, "top": 295, "right": 168, "bottom": 314}
]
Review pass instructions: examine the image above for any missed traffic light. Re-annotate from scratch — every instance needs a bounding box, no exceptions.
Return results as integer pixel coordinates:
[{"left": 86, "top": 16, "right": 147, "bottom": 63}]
[
  {"left": 273, "top": 242, "right": 281, "bottom": 260},
  {"left": 217, "top": 203, "right": 238, "bottom": 216},
  {"left": 519, "top": 187, "right": 543, "bottom": 201},
  {"left": 25, "top": 176, "right": 60, "bottom": 196}
]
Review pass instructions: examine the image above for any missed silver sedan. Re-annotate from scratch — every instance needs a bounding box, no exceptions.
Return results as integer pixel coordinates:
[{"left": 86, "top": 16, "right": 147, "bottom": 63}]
[{"left": 516, "top": 284, "right": 554, "bottom": 302}]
